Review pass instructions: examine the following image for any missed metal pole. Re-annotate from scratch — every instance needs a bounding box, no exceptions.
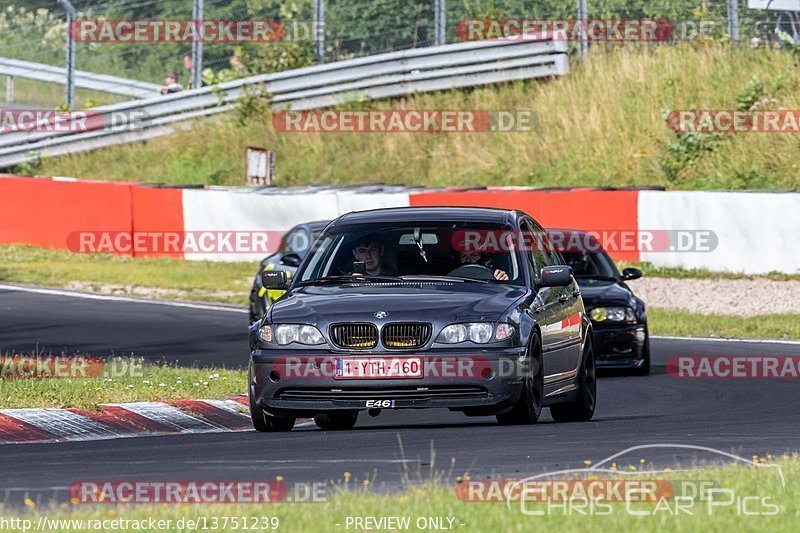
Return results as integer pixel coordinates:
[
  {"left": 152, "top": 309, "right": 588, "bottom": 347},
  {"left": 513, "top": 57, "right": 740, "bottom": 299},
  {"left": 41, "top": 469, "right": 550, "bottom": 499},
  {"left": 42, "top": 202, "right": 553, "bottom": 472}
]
[
  {"left": 727, "top": 0, "right": 740, "bottom": 44},
  {"left": 6, "top": 75, "right": 13, "bottom": 103},
  {"left": 577, "top": 0, "right": 588, "bottom": 59},
  {"left": 192, "top": 0, "right": 204, "bottom": 89},
  {"left": 434, "top": 0, "right": 446, "bottom": 46},
  {"left": 58, "top": 0, "right": 76, "bottom": 107},
  {"left": 314, "top": 0, "right": 325, "bottom": 62}
]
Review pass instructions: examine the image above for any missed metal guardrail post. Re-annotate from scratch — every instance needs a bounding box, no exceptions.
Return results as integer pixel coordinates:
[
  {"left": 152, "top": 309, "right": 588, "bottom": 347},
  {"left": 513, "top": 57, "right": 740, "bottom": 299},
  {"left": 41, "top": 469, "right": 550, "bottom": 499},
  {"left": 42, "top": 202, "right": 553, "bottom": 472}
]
[
  {"left": 5, "top": 75, "right": 12, "bottom": 103},
  {"left": 314, "top": 0, "right": 325, "bottom": 62},
  {"left": 58, "top": 0, "right": 76, "bottom": 107},
  {"left": 434, "top": 0, "right": 446, "bottom": 46},
  {"left": 577, "top": 0, "right": 588, "bottom": 59},
  {"left": 727, "top": 0, "right": 741, "bottom": 44},
  {"left": 192, "top": 0, "right": 204, "bottom": 89}
]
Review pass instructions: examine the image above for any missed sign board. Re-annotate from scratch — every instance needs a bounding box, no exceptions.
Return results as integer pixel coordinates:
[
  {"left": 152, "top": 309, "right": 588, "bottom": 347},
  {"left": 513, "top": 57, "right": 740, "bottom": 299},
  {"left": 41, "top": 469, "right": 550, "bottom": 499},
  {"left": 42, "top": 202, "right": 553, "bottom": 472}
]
[
  {"left": 748, "top": 0, "right": 800, "bottom": 10},
  {"left": 245, "top": 147, "right": 276, "bottom": 185}
]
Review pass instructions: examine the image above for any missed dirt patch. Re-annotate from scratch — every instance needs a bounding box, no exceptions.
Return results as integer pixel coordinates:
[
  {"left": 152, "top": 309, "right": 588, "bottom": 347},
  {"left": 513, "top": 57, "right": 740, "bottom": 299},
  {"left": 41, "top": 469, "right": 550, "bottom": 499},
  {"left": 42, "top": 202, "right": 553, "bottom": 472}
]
[{"left": 629, "top": 277, "right": 800, "bottom": 317}]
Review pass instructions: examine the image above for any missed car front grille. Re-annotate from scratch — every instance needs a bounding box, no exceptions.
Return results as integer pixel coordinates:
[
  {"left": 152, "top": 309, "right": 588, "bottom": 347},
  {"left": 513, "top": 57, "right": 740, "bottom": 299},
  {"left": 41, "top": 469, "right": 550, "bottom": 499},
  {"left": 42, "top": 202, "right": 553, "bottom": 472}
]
[
  {"left": 382, "top": 323, "right": 432, "bottom": 349},
  {"left": 330, "top": 323, "right": 378, "bottom": 349}
]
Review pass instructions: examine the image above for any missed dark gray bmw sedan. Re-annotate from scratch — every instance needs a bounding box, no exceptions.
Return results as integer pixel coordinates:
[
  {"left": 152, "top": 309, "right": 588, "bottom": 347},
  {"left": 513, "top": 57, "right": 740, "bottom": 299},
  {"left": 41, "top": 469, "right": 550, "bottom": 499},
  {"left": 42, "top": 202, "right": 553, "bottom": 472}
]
[{"left": 248, "top": 207, "right": 596, "bottom": 431}]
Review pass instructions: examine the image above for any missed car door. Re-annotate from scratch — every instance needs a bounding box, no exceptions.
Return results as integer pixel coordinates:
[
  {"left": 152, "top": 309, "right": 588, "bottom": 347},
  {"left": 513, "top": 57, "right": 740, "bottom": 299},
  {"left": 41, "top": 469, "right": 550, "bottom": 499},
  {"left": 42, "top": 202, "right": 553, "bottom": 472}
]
[
  {"left": 536, "top": 223, "right": 584, "bottom": 374},
  {"left": 520, "top": 219, "right": 571, "bottom": 379}
]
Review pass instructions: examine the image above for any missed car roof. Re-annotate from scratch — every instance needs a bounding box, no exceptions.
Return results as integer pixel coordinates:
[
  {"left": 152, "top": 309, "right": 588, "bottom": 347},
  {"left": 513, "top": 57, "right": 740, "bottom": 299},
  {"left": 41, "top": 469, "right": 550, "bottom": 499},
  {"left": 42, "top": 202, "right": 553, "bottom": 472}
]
[
  {"left": 306, "top": 220, "right": 332, "bottom": 231},
  {"left": 336, "top": 206, "right": 519, "bottom": 225}
]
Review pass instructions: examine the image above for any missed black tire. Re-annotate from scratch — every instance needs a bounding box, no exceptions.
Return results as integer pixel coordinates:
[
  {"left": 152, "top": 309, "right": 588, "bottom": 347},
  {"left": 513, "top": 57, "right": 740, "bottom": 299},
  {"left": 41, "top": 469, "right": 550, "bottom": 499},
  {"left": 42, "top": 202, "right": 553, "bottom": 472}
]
[
  {"left": 497, "top": 334, "right": 543, "bottom": 425},
  {"left": 249, "top": 387, "right": 295, "bottom": 432},
  {"left": 314, "top": 411, "right": 359, "bottom": 430},
  {"left": 633, "top": 325, "right": 651, "bottom": 376},
  {"left": 550, "top": 336, "right": 596, "bottom": 422}
]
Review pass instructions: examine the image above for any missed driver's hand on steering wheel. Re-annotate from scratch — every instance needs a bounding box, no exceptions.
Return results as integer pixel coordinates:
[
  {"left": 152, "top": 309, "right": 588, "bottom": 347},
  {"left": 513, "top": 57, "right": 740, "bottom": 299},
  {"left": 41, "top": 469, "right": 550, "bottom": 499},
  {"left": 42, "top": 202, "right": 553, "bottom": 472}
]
[{"left": 494, "top": 269, "right": 509, "bottom": 281}]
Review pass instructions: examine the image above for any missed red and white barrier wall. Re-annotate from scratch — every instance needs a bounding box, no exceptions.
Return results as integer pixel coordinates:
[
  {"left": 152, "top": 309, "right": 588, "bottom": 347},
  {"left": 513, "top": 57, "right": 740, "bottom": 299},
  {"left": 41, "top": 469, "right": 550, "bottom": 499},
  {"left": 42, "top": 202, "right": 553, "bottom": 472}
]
[{"left": 1, "top": 175, "right": 798, "bottom": 274}]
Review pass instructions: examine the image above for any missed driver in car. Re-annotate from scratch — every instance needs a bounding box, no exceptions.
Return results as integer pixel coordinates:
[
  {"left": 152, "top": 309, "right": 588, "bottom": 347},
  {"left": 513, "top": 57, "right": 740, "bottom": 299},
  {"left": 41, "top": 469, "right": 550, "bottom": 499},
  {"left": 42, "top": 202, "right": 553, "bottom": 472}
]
[
  {"left": 352, "top": 236, "right": 398, "bottom": 277},
  {"left": 458, "top": 243, "right": 509, "bottom": 281}
]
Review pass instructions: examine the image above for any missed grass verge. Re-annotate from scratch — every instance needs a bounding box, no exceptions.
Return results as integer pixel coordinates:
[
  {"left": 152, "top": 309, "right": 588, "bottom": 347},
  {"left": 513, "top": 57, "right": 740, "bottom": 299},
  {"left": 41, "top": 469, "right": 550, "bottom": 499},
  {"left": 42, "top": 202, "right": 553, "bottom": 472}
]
[
  {"left": 26, "top": 44, "right": 800, "bottom": 191},
  {"left": 619, "top": 261, "right": 800, "bottom": 282},
  {"left": 647, "top": 309, "right": 800, "bottom": 340},
  {"left": 0, "top": 358, "right": 246, "bottom": 410},
  {"left": 4, "top": 456, "right": 798, "bottom": 532},
  {"left": 0, "top": 245, "right": 254, "bottom": 306}
]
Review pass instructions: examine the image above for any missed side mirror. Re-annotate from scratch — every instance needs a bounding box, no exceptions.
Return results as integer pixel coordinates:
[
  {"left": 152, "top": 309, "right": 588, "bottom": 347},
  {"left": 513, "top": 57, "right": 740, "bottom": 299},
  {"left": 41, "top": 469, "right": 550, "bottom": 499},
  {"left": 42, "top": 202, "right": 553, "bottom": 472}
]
[
  {"left": 539, "top": 266, "right": 573, "bottom": 288},
  {"left": 280, "top": 253, "right": 302, "bottom": 267},
  {"left": 262, "top": 270, "right": 289, "bottom": 291},
  {"left": 622, "top": 267, "right": 643, "bottom": 281}
]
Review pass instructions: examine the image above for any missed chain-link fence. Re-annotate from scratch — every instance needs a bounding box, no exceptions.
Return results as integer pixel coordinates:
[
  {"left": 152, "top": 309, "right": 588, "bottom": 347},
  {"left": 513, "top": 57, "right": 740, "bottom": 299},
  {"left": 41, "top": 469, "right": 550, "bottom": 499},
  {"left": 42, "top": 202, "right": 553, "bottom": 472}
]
[{"left": 0, "top": 1, "right": 794, "bottom": 107}]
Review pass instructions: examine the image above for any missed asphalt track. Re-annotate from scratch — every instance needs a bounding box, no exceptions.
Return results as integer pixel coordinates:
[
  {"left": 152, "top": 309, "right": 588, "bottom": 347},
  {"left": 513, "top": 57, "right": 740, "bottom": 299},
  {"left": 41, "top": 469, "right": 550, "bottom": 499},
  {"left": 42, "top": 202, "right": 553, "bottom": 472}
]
[{"left": 1, "top": 283, "right": 799, "bottom": 503}]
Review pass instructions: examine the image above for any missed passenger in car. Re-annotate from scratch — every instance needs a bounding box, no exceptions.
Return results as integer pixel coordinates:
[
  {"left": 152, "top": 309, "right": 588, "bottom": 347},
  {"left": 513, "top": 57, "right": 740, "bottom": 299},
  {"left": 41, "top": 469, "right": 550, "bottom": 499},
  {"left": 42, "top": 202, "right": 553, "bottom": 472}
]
[
  {"left": 351, "top": 236, "right": 399, "bottom": 276},
  {"left": 457, "top": 243, "right": 509, "bottom": 281}
]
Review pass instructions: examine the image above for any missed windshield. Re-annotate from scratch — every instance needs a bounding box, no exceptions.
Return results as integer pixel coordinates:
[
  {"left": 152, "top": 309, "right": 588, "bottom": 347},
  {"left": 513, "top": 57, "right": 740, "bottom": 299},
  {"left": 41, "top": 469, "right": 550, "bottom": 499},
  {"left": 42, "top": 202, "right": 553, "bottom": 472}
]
[
  {"left": 296, "top": 221, "right": 525, "bottom": 285},
  {"left": 560, "top": 251, "right": 619, "bottom": 279}
]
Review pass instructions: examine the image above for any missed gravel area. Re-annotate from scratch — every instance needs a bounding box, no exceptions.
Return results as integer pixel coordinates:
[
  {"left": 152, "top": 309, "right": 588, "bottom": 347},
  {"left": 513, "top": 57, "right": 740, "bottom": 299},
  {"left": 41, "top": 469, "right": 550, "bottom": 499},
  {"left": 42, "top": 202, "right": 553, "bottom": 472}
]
[{"left": 629, "top": 277, "right": 800, "bottom": 317}]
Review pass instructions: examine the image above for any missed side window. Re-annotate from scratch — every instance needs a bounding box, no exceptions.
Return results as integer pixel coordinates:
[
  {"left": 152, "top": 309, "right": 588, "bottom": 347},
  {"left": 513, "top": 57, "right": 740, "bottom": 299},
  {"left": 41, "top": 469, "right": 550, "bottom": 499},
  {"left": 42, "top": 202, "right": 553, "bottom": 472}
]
[
  {"left": 521, "top": 219, "right": 546, "bottom": 282},
  {"left": 529, "top": 220, "right": 562, "bottom": 267}
]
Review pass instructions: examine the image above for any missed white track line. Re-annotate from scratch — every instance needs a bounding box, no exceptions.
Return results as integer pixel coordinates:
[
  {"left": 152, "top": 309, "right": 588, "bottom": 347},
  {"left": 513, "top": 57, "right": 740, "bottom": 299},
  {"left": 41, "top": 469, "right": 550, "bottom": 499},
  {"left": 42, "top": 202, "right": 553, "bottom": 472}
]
[
  {"left": 0, "top": 283, "right": 246, "bottom": 314},
  {"left": 652, "top": 335, "right": 800, "bottom": 346}
]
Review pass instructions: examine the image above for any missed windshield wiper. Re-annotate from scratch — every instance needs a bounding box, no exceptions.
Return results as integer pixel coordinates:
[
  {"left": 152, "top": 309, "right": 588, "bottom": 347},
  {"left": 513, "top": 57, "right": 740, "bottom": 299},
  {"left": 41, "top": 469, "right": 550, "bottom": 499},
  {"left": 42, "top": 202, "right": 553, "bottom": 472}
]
[
  {"left": 399, "top": 275, "right": 492, "bottom": 284},
  {"left": 299, "top": 274, "right": 402, "bottom": 285}
]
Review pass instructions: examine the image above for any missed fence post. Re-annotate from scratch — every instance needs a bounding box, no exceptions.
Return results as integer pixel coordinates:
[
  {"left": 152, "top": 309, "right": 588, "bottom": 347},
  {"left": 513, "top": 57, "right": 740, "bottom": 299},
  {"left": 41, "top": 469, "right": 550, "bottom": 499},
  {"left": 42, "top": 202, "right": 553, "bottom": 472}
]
[
  {"left": 58, "top": 0, "right": 76, "bottom": 107},
  {"left": 727, "top": 0, "right": 740, "bottom": 44},
  {"left": 434, "top": 0, "right": 446, "bottom": 46},
  {"left": 314, "top": 0, "right": 325, "bottom": 62},
  {"left": 191, "top": 0, "right": 204, "bottom": 89},
  {"left": 6, "top": 75, "right": 13, "bottom": 103},
  {"left": 577, "top": 0, "right": 588, "bottom": 59}
]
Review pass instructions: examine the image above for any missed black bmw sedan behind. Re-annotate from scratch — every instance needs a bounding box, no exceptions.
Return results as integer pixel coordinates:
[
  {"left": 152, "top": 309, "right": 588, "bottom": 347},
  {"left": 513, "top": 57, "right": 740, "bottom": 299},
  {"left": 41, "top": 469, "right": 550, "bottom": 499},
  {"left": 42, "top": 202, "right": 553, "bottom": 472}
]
[
  {"left": 547, "top": 229, "right": 650, "bottom": 375},
  {"left": 249, "top": 207, "right": 597, "bottom": 431}
]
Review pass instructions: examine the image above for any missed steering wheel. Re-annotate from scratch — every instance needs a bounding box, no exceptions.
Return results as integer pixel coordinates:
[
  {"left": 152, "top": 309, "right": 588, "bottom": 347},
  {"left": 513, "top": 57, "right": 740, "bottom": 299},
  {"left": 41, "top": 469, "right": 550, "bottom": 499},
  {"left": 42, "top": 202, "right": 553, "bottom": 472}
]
[{"left": 447, "top": 263, "right": 496, "bottom": 281}]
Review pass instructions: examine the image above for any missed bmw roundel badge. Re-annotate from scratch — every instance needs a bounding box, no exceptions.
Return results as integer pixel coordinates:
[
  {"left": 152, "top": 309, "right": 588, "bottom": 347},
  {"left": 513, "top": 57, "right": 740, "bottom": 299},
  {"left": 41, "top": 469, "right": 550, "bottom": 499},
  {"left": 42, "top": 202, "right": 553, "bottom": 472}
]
[{"left": 374, "top": 310, "right": 389, "bottom": 319}]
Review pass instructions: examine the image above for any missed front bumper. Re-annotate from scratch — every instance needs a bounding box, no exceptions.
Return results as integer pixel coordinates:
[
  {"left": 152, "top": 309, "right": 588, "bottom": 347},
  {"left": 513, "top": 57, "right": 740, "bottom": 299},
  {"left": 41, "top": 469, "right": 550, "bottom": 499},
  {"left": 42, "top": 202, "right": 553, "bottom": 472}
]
[
  {"left": 592, "top": 324, "right": 646, "bottom": 369},
  {"left": 250, "top": 348, "right": 527, "bottom": 417}
]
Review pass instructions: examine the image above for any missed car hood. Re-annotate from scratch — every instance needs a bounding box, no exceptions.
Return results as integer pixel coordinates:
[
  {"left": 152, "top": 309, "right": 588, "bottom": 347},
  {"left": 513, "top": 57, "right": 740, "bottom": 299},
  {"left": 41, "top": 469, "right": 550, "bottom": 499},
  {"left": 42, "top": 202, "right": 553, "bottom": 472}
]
[
  {"left": 270, "top": 283, "right": 527, "bottom": 324},
  {"left": 575, "top": 279, "right": 632, "bottom": 309}
]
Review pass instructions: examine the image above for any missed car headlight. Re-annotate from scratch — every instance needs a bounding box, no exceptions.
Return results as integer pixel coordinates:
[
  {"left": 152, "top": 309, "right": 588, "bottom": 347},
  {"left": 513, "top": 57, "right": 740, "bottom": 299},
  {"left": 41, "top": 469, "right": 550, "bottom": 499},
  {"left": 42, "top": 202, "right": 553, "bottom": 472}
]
[
  {"left": 590, "top": 307, "right": 636, "bottom": 324},
  {"left": 259, "top": 324, "right": 325, "bottom": 345},
  {"left": 436, "top": 323, "right": 514, "bottom": 344}
]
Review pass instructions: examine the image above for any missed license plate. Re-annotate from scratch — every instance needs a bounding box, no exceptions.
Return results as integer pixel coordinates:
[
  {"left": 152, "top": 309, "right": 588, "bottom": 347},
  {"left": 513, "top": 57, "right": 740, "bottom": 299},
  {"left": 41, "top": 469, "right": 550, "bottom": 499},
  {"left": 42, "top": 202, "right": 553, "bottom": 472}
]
[{"left": 334, "top": 357, "right": 423, "bottom": 379}]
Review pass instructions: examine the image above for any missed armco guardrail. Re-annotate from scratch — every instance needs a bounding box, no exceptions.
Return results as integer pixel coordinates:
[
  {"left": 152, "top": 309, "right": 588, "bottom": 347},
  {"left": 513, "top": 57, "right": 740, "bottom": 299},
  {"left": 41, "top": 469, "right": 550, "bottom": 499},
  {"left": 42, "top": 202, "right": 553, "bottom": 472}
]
[
  {"left": 0, "top": 58, "right": 161, "bottom": 100},
  {"left": 0, "top": 38, "right": 568, "bottom": 168}
]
